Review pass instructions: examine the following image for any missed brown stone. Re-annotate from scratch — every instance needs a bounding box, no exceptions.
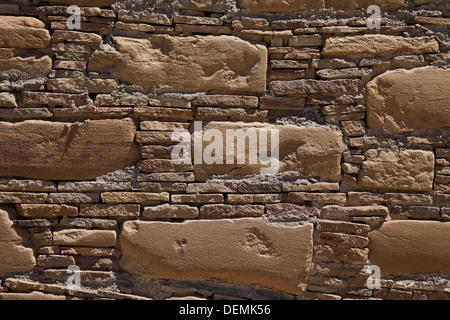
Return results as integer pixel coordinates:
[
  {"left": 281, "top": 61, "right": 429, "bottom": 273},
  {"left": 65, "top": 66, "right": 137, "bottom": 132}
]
[
  {"left": 327, "top": 0, "right": 405, "bottom": 11},
  {"left": 53, "top": 229, "right": 116, "bottom": 247},
  {"left": 199, "top": 204, "right": 264, "bottom": 218},
  {"left": 0, "top": 55, "right": 52, "bottom": 79},
  {"left": 368, "top": 221, "right": 450, "bottom": 275},
  {"left": 178, "top": 0, "right": 227, "bottom": 12},
  {"left": 119, "top": 218, "right": 314, "bottom": 295},
  {"left": 270, "top": 79, "right": 361, "bottom": 95},
  {"left": 143, "top": 204, "right": 199, "bottom": 219},
  {"left": 16, "top": 204, "right": 78, "bottom": 218},
  {"left": 80, "top": 204, "right": 140, "bottom": 218},
  {"left": 101, "top": 192, "right": 169, "bottom": 204},
  {"left": 0, "top": 16, "right": 50, "bottom": 49},
  {"left": 0, "top": 291, "right": 67, "bottom": 300},
  {"left": 358, "top": 149, "right": 434, "bottom": 191},
  {"left": 0, "top": 119, "right": 138, "bottom": 180},
  {"left": 193, "top": 122, "right": 342, "bottom": 182},
  {"left": 322, "top": 35, "right": 439, "bottom": 58},
  {"left": 366, "top": 67, "right": 450, "bottom": 133},
  {"left": 89, "top": 35, "right": 267, "bottom": 93},
  {"left": 43, "top": 0, "right": 117, "bottom": 6},
  {"left": 0, "top": 207, "right": 36, "bottom": 275},
  {"left": 321, "top": 205, "right": 389, "bottom": 220},
  {"left": 266, "top": 203, "right": 319, "bottom": 216},
  {"left": 238, "top": 0, "right": 324, "bottom": 12}
]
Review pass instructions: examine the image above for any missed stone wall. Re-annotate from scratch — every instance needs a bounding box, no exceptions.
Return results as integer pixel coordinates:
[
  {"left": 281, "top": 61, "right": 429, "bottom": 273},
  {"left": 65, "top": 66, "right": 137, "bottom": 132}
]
[{"left": 0, "top": 0, "right": 449, "bottom": 300}]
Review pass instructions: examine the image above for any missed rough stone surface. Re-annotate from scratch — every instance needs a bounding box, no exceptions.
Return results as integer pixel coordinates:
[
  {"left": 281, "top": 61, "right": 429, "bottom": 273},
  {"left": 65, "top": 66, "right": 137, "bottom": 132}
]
[
  {"left": 358, "top": 150, "right": 435, "bottom": 191},
  {"left": 16, "top": 204, "right": 78, "bottom": 218},
  {"left": 322, "top": 35, "right": 439, "bottom": 58},
  {"left": 89, "top": 35, "right": 267, "bottom": 93},
  {"left": 53, "top": 229, "right": 116, "bottom": 247},
  {"left": 0, "top": 207, "right": 36, "bottom": 274},
  {"left": 367, "top": 67, "right": 450, "bottom": 133},
  {"left": 194, "top": 122, "right": 342, "bottom": 181},
  {"left": 0, "top": 56, "right": 52, "bottom": 79},
  {"left": 120, "top": 218, "right": 314, "bottom": 295},
  {"left": 238, "top": 0, "right": 324, "bottom": 12},
  {"left": 0, "top": 16, "right": 50, "bottom": 49},
  {"left": 0, "top": 119, "right": 138, "bottom": 180},
  {"left": 369, "top": 221, "right": 450, "bottom": 275}
]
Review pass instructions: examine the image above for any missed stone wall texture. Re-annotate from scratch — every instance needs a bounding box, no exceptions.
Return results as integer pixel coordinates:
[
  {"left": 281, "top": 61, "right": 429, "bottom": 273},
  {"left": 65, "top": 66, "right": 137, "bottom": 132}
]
[{"left": 0, "top": 0, "right": 448, "bottom": 301}]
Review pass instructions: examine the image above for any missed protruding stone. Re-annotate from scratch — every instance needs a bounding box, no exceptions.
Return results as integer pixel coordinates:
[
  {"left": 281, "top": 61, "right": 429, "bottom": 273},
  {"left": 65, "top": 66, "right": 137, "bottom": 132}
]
[
  {"left": 0, "top": 119, "right": 139, "bottom": 181},
  {"left": 366, "top": 67, "right": 450, "bottom": 133},
  {"left": 89, "top": 35, "right": 267, "bottom": 93},
  {"left": 369, "top": 221, "right": 450, "bottom": 275},
  {"left": 0, "top": 16, "right": 50, "bottom": 48},
  {"left": 120, "top": 218, "right": 314, "bottom": 295},
  {"left": 358, "top": 149, "right": 434, "bottom": 191}
]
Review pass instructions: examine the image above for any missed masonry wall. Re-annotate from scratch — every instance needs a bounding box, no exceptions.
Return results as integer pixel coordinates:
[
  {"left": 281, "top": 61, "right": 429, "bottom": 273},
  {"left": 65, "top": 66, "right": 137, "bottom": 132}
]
[{"left": 0, "top": 0, "right": 449, "bottom": 300}]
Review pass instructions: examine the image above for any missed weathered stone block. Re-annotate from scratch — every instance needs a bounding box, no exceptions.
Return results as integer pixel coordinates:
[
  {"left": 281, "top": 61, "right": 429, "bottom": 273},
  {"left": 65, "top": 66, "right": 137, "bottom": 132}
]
[
  {"left": 143, "top": 204, "right": 199, "bottom": 219},
  {"left": 0, "top": 207, "right": 36, "bottom": 275},
  {"left": 119, "top": 218, "right": 314, "bottom": 295},
  {"left": 368, "top": 221, "right": 450, "bottom": 274},
  {"left": 89, "top": 35, "right": 267, "bottom": 93},
  {"left": 358, "top": 150, "right": 434, "bottom": 191},
  {"left": 53, "top": 229, "right": 116, "bottom": 247},
  {"left": 80, "top": 204, "right": 140, "bottom": 218},
  {"left": 0, "top": 119, "right": 138, "bottom": 180},
  {"left": 322, "top": 35, "right": 439, "bottom": 58},
  {"left": 16, "top": 204, "right": 78, "bottom": 218},
  {"left": 193, "top": 122, "right": 342, "bottom": 182},
  {"left": 0, "top": 56, "right": 52, "bottom": 79},
  {"left": 367, "top": 67, "right": 450, "bottom": 133},
  {"left": 238, "top": 0, "right": 324, "bottom": 12},
  {"left": 0, "top": 16, "right": 50, "bottom": 48}
]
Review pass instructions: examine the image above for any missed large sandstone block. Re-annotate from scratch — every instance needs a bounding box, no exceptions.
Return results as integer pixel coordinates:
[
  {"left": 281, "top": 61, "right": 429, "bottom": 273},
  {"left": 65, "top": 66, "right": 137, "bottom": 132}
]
[
  {"left": 369, "top": 221, "right": 450, "bottom": 275},
  {"left": 358, "top": 150, "right": 434, "bottom": 191},
  {"left": 120, "top": 218, "right": 314, "bottom": 295},
  {"left": 88, "top": 35, "right": 267, "bottom": 93},
  {"left": 0, "top": 56, "right": 52, "bottom": 79},
  {"left": 193, "top": 122, "right": 342, "bottom": 181},
  {"left": 367, "top": 67, "right": 450, "bottom": 133},
  {"left": 0, "top": 119, "right": 138, "bottom": 181},
  {"left": 238, "top": 0, "right": 324, "bottom": 12},
  {"left": 0, "top": 207, "right": 36, "bottom": 275},
  {"left": 326, "top": 0, "right": 405, "bottom": 11},
  {"left": 322, "top": 35, "right": 439, "bottom": 58},
  {"left": 0, "top": 16, "right": 50, "bottom": 49}
]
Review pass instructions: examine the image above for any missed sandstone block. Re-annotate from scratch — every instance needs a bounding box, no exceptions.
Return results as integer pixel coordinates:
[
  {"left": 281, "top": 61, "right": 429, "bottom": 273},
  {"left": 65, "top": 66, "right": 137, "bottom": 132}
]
[
  {"left": 322, "top": 35, "right": 439, "bottom": 58},
  {"left": 101, "top": 192, "right": 169, "bottom": 204},
  {"left": 327, "top": 0, "right": 405, "bottom": 11},
  {"left": 178, "top": 0, "right": 227, "bottom": 12},
  {"left": 358, "top": 149, "right": 434, "bottom": 191},
  {"left": 368, "top": 221, "right": 450, "bottom": 274},
  {"left": 199, "top": 204, "right": 265, "bottom": 218},
  {"left": 119, "top": 218, "right": 314, "bottom": 295},
  {"left": 53, "top": 229, "right": 116, "bottom": 247},
  {"left": 270, "top": 79, "right": 361, "bottom": 95},
  {"left": 366, "top": 67, "right": 450, "bottom": 133},
  {"left": 43, "top": 0, "right": 117, "bottom": 6},
  {"left": 0, "top": 92, "right": 16, "bottom": 107},
  {"left": 143, "top": 204, "right": 199, "bottom": 219},
  {"left": 89, "top": 35, "right": 267, "bottom": 93},
  {"left": 80, "top": 204, "right": 140, "bottom": 218},
  {"left": 194, "top": 122, "right": 342, "bottom": 182},
  {"left": 16, "top": 204, "right": 78, "bottom": 218},
  {"left": 321, "top": 205, "right": 388, "bottom": 220},
  {"left": 0, "top": 56, "right": 52, "bottom": 79},
  {"left": 0, "top": 16, "right": 50, "bottom": 48},
  {"left": 0, "top": 208, "right": 36, "bottom": 275},
  {"left": 238, "top": 0, "right": 324, "bottom": 12},
  {"left": 0, "top": 119, "right": 138, "bottom": 180}
]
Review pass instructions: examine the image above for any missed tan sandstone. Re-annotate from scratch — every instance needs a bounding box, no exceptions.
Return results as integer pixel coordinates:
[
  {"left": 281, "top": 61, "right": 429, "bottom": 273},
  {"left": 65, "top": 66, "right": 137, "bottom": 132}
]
[
  {"left": 119, "top": 218, "right": 314, "bottom": 295},
  {"left": 358, "top": 150, "right": 434, "bottom": 191},
  {"left": 0, "top": 207, "right": 36, "bottom": 275},
  {"left": 194, "top": 122, "right": 343, "bottom": 181},
  {"left": 367, "top": 67, "right": 450, "bottom": 133},
  {"left": 0, "top": 16, "right": 50, "bottom": 48},
  {"left": 238, "top": 0, "right": 324, "bottom": 12},
  {"left": 88, "top": 35, "right": 267, "bottom": 93},
  {"left": 369, "top": 221, "right": 450, "bottom": 275},
  {"left": 0, "top": 119, "right": 138, "bottom": 181},
  {"left": 322, "top": 35, "right": 439, "bottom": 58}
]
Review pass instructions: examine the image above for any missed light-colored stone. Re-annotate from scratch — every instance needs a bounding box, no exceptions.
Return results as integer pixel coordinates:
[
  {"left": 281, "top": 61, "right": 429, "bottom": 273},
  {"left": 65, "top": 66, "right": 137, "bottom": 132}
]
[
  {"left": 53, "top": 229, "right": 116, "bottom": 247},
  {"left": 0, "top": 92, "right": 16, "bottom": 107},
  {"left": 327, "top": 0, "right": 405, "bottom": 11},
  {"left": 322, "top": 35, "right": 439, "bottom": 58},
  {"left": 358, "top": 149, "right": 434, "bottom": 191},
  {"left": 369, "top": 221, "right": 450, "bottom": 275},
  {"left": 0, "top": 207, "right": 36, "bottom": 275},
  {"left": 143, "top": 204, "right": 199, "bottom": 219},
  {"left": 0, "top": 119, "right": 138, "bottom": 180},
  {"left": 43, "top": 0, "right": 117, "bottom": 6},
  {"left": 120, "top": 218, "right": 314, "bottom": 295},
  {"left": 366, "top": 67, "right": 450, "bottom": 133},
  {"left": 0, "top": 56, "right": 52, "bottom": 79},
  {"left": 193, "top": 122, "right": 342, "bottom": 181},
  {"left": 0, "top": 291, "right": 66, "bottom": 300},
  {"left": 178, "top": 0, "right": 226, "bottom": 12},
  {"left": 0, "top": 16, "right": 50, "bottom": 48},
  {"left": 89, "top": 35, "right": 267, "bottom": 93},
  {"left": 238, "top": 0, "right": 324, "bottom": 12},
  {"left": 79, "top": 204, "right": 140, "bottom": 218}
]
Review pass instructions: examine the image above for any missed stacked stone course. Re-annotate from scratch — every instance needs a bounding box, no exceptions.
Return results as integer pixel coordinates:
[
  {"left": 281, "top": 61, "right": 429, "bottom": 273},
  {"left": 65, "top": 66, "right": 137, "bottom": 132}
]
[{"left": 0, "top": 0, "right": 448, "bottom": 300}]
